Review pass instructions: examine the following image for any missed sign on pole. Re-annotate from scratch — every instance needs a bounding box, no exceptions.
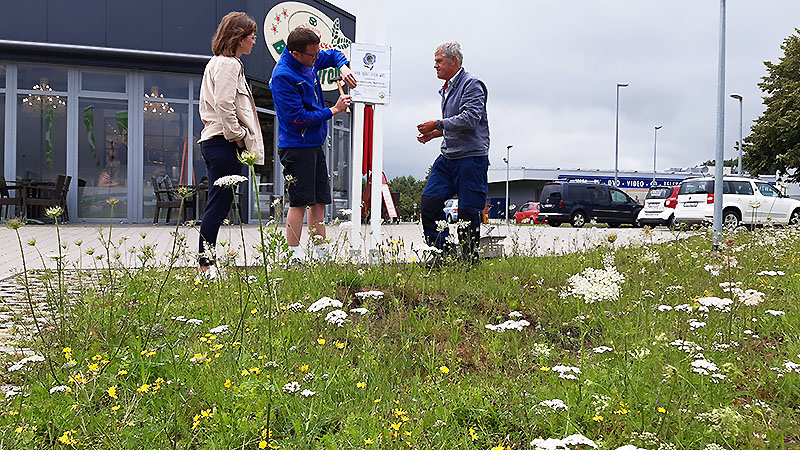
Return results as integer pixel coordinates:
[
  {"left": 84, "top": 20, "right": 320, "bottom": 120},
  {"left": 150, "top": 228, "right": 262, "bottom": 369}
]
[{"left": 349, "top": 43, "right": 391, "bottom": 105}]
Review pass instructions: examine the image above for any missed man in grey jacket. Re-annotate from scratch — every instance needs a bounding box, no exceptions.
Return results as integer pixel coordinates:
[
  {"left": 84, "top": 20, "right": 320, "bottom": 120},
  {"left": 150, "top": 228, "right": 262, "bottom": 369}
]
[{"left": 417, "top": 41, "right": 490, "bottom": 263}]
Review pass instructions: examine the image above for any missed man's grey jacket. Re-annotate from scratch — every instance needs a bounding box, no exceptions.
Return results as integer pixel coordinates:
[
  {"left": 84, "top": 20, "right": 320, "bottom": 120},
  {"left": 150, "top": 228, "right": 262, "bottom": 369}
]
[{"left": 438, "top": 69, "right": 490, "bottom": 159}]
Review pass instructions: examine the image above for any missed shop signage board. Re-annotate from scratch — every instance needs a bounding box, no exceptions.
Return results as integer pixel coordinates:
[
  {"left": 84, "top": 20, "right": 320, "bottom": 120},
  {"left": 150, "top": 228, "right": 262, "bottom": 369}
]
[
  {"left": 349, "top": 43, "right": 391, "bottom": 105},
  {"left": 264, "top": 1, "right": 353, "bottom": 91}
]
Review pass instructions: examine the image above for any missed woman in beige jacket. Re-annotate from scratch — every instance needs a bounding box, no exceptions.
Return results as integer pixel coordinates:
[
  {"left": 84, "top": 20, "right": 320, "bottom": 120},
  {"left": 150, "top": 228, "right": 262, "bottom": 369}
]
[{"left": 197, "top": 11, "right": 264, "bottom": 278}]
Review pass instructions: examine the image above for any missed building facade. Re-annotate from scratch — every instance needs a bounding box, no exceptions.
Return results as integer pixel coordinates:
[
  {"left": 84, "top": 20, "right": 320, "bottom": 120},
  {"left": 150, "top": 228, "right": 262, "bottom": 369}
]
[{"left": 0, "top": 0, "right": 355, "bottom": 223}]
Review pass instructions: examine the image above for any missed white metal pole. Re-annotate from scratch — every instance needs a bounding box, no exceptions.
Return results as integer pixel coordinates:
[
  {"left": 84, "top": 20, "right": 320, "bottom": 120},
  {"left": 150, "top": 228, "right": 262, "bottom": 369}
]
[
  {"left": 349, "top": 0, "right": 369, "bottom": 258},
  {"left": 653, "top": 125, "right": 662, "bottom": 185},
  {"left": 505, "top": 145, "right": 512, "bottom": 224},
  {"left": 368, "top": 0, "right": 386, "bottom": 253},
  {"left": 614, "top": 83, "right": 628, "bottom": 185},
  {"left": 712, "top": 0, "right": 726, "bottom": 248}
]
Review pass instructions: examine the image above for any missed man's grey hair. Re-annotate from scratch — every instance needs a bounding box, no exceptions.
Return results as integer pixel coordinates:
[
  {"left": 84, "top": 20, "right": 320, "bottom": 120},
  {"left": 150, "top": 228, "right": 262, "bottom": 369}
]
[{"left": 436, "top": 41, "right": 463, "bottom": 66}]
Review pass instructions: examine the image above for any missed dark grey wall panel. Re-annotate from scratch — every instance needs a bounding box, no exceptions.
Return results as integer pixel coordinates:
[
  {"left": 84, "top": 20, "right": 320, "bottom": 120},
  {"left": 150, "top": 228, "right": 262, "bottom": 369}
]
[
  {"left": 106, "top": 0, "right": 163, "bottom": 51},
  {"left": 0, "top": 1, "right": 49, "bottom": 42},
  {"left": 48, "top": 0, "right": 106, "bottom": 46},
  {"left": 163, "top": 0, "right": 216, "bottom": 55}
]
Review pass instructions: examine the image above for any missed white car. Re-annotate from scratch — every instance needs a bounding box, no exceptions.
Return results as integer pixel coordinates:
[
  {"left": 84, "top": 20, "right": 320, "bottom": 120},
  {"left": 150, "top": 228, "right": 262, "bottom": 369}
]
[
  {"left": 637, "top": 186, "right": 680, "bottom": 227},
  {"left": 443, "top": 198, "right": 458, "bottom": 223},
  {"left": 674, "top": 176, "right": 800, "bottom": 228}
]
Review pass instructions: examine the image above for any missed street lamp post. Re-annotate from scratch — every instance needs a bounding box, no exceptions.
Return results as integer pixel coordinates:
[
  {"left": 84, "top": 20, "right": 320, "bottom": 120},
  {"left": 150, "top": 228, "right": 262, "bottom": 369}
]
[
  {"left": 712, "top": 0, "right": 727, "bottom": 249},
  {"left": 614, "top": 83, "right": 628, "bottom": 185},
  {"left": 730, "top": 93, "right": 743, "bottom": 174},
  {"left": 653, "top": 125, "right": 662, "bottom": 185},
  {"left": 504, "top": 145, "right": 513, "bottom": 224}
]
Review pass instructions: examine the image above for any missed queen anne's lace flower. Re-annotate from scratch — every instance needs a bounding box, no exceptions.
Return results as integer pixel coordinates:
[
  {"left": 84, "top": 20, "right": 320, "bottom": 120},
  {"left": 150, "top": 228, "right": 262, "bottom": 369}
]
[
  {"left": 308, "top": 297, "right": 343, "bottom": 312},
  {"left": 355, "top": 290, "right": 384, "bottom": 300},
  {"left": 562, "top": 265, "right": 625, "bottom": 304},
  {"left": 213, "top": 175, "right": 248, "bottom": 187},
  {"left": 324, "top": 309, "right": 348, "bottom": 327},
  {"left": 208, "top": 325, "right": 229, "bottom": 334},
  {"left": 7, "top": 355, "right": 45, "bottom": 372},
  {"left": 757, "top": 270, "right": 785, "bottom": 276},
  {"left": 350, "top": 307, "right": 369, "bottom": 315},
  {"left": 538, "top": 399, "right": 568, "bottom": 411},
  {"left": 485, "top": 319, "right": 530, "bottom": 332},
  {"left": 282, "top": 381, "right": 301, "bottom": 393},
  {"left": 695, "top": 296, "right": 733, "bottom": 312},
  {"left": 300, "top": 389, "right": 316, "bottom": 397}
]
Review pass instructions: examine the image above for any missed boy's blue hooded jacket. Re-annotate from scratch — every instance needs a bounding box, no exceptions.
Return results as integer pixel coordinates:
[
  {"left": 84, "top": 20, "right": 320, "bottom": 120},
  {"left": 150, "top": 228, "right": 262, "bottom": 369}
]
[{"left": 269, "top": 48, "right": 349, "bottom": 148}]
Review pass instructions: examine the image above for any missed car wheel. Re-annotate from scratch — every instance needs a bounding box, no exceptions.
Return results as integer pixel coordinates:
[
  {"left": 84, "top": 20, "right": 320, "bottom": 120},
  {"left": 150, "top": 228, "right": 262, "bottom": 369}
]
[
  {"left": 607, "top": 222, "right": 620, "bottom": 228},
  {"left": 723, "top": 209, "right": 741, "bottom": 230},
  {"left": 547, "top": 220, "right": 562, "bottom": 227},
  {"left": 570, "top": 211, "right": 586, "bottom": 228},
  {"left": 790, "top": 209, "right": 800, "bottom": 226},
  {"left": 667, "top": 214, "right": 676, "bottom": 229},
  {"left": 446, "top": 214, "right": 453, "bottom": 224}
]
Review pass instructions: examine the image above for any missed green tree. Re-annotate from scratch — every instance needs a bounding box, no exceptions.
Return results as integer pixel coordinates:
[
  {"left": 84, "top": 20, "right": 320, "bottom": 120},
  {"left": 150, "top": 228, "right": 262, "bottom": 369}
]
[
  {"left": 744, "top": 29, "right": 800, "bottom": 180},
  {"left": 388, "top": 175, "right": 426, "bottom": 221}
]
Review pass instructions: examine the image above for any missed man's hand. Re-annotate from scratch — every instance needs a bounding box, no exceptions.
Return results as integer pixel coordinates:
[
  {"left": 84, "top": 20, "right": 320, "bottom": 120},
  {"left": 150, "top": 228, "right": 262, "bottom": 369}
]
[
  {"left": 331, "top": 94, "right": 352, "bottom": 115},
  {"left": 417, "top": 129, "right": 442, "bottom": 144},
  {"left": 340, "top": 65, "right": 357, "bottom": 88},
  {"left": 417, "top": 120, "right": 438, "bottom": 135}
]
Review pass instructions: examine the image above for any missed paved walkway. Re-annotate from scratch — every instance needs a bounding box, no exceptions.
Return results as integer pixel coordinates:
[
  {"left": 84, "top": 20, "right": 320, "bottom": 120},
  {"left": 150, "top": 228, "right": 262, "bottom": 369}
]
[{"left": 0, "top": 222, "right": 681, "bottom": 280}]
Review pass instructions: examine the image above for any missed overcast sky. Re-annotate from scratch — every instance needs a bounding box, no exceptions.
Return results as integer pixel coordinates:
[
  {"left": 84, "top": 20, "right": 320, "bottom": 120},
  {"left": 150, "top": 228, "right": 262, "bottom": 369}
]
[{"left": 326, "top": 0, "right": 800, "bottom": 180}]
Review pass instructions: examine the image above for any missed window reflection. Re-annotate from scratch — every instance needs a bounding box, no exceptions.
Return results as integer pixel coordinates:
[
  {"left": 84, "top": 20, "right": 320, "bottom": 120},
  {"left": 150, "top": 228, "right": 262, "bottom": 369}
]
[
  {"left": 0, "top": 95, "right": 5, "bottom": 174},
  {"left": 251, "top": 83, "right": 274, "bottom": 110},
  {"left": 18, "top": 65, "right": 68, "bottom": 92},
  {"left": 143, "top": 103, "right": 189, "bottom": 221},
  {"left": 250, "top": 112, "right": 276, "bottom": 221},
  {"left": 0, "top": 65, "right": 5, "bottom": 88},
  {"left": 16, "top": 93, "right": 67, "bottom": 181},
  {"left": 82, "top": 72, "right": 126, "bottom": 93},
  {"left": 77, "top": 100, "right": 128, "bottom": 219},
  {"left": 331, "top": 118, "right": 350, "bottom": 220},
  {"left": 143, "top": 73, "right": 189, "bottom": 99}
]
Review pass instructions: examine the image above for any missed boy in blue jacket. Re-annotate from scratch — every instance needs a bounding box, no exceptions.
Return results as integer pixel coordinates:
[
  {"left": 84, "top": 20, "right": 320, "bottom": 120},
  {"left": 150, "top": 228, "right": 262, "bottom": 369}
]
[{"left": 270, "top": 26, "right": 356, "bottom": 262}]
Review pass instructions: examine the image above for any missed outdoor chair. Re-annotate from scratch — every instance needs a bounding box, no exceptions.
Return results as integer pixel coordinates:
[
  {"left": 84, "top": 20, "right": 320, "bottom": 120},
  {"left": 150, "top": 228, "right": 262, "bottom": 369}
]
[
  {"left": 25, "top": 174, "right": 71, "bottom": 222},
  {"left": 152, "top": 176, "right": 181, "bottom": 224},
  {"left": 0, "top": 174, "right": 25, "bottom": 220}
]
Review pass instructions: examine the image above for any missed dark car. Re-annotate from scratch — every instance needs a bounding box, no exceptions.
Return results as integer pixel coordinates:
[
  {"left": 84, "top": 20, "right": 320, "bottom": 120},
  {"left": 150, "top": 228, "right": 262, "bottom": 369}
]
[{"left": 537, "top": 182, "right": 643, "bottom": 228}]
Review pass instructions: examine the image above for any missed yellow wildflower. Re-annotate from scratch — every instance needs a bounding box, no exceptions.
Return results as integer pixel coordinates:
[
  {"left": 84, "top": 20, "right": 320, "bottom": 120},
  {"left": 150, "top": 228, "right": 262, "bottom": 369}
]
[
  {"left": 317, "top": 338, "right": 326, "bottom": 345},
  {"left": 57, "top": 430, "right": 77, "bottom": 445},
  {"left": 469, "top": 427, "right": 478, "bottom": 441},
  {"left": 117, "top": 369, "right": 128, "bottom": 375},
  {"left": 439, "top": 365, "right": 449, "bottom": 374},
  {"left": 224, "top": 379, "right": 232, "bottom": 388},
  {"left": 107, "top": 385, "right": 118, "bottom": 399},
  {"left": 357, "top": 382, "right": 366, "bottom": 389},
  {"left": 136, "top": 383, "right": 150, "bottom": 393},
  {"left": 300, "top": 364, "right": 309, "bottom": 372},
  {"left": 658, "top": 407, "right": 667, "bottom": 414}
]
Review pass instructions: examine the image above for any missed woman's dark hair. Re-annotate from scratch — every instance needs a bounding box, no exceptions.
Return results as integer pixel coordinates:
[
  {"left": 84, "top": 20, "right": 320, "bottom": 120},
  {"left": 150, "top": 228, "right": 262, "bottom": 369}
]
[
  {"left": 286, "top": 26, "right": 320, "bottom": 53},
  {"left": 211, "top": 12, "right": 257, "bottom": 57}
]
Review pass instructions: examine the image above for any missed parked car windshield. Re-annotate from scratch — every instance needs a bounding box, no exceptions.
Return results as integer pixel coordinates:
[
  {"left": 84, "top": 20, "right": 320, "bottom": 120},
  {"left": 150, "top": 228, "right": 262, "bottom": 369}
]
[
  {"left": 646, "top": 187, "right": 673, "bottom": 199},
  {"left": 678, "top": 180, "right": 713, "bottom": 195}
]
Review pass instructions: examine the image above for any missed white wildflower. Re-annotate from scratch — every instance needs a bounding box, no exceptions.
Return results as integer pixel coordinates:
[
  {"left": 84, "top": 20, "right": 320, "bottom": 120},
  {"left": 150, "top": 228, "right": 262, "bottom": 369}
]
[
  {"left": 765, "top": 309, "right": 785, "bottom": 316},
  {"left": 286, "top": 302, "right": 305, "bottom": 312},
  {"left": 563, "top": 265, "right": 625, "bottom": 304},
  {"left": 282, "top": 381, "right": 301, "bottom": 393},
  {"left": 695, "top": 296, "right": 733, "bottom": 312},
  {"left": 355, "top": 290, "right": 384, "bottom": 300},
  {"left": 736, "top": 289, "right": 765, "bottom": 306},
  {"left": 538, "top": 398, "right": 568, "bottom": 411},
  {"left": 757, "top": 270, "right": 784, "bottom": 276},
  {"left": 552, "top": 365, "right": 581, "bottom": 380},
  {"left": 509, "top": 311, "right": 523, "bottom": 318},
  {"left": 208, "top": 325, "right": 229, "bottom": 334},
  {"left": 49, "top": 385, "right": 70, "bottom": 394},
  {"left": 657, "top": 304, "right": 673, "bottom": 312},
  {"left": 688, "top": 319, "right": 707, "bottom": 329},
  {"left": 435, "top": 220, "right": 448, "bottom": 232},
  {"left": 324, "top": 309, "right": 348, "bottom": 327},
  {"left": 592, "top": 346, "right": 613, "bottom": 354},
  {"left": 213, "top": 175, "right": 248, "bottom": 187},
  {"left": 485, "top": 319, "right": 530, "bottom": 332},
  {"left": 308, "top": 297, "right": 343, "bottom": 312},
  {"left": 300, "top": 389, "right": 316, "bottom": 397},
  {"left": 704, "top": 264, "right": 720, "bottom": 276},
  {"left": 350, "top": 307, "right": 369, "bottom": 315}
]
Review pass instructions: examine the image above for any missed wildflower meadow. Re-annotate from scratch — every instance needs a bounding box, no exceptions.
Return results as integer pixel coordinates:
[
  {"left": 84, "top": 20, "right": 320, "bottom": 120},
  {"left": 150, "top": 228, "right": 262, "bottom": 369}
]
[{"left": 0, "top": 204, "right": 799, "bottom": 449}]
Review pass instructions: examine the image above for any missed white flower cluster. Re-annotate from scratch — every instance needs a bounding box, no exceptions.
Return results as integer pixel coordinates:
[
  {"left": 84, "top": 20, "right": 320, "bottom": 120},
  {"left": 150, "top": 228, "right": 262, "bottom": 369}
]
[
  {"left": 350, "top": 307, "right": 369, "bottom": 315},
  {"left": 718, "top": 281, "right": 742, "bottom": 292},
  {"left": 688, "top": 318, "right": 707, "bottom": 329},
  {"left": 208, "top": 325, "right": 229, "bottom": 334},
  {"left": 537, "top": 398, "right": 568, "bottom": 411},
  {"left": 530, "top": 433, "right": 598, "bottom": 450},
  {"left": 282, "top": 381, "right": 301, "bottom": 393},
  {"left": 509, "top": 311, "right": 523, "bottom": 318},
  {"left": 308, "top": 297, "right": 343, "bottom": 312},
  {"left": 338, "top": 221, "right": 353, "bottom": 231},
  {"left": 485, "top": 319, "right": 530, "bottom": 332},
  {"left": 552, "top": 365, "right": 581, "bottom": 380},
  {"left": 300, "top": 389, "right": 316, "bottom": 397},
  {"left": 592, "top": 346, "right": 614, "bottom": 354},
  {"left": 435, "top": 220, "right": 448, "bottom": 232},
  {"left": 213, "top": 175, "right": 248, "bottom": 187},
  {"left": 642, "top": 248, "right": 660, "bottom": 264},
  {"left": 324, "top": 309, "right": 348, "bottom": 327},
  {"left": 49, "top": 385, "right": 70, "bottom": 394},
  {"left": 704, "top": 264, "right": 720, "bottom": 276},
  {"left": 355, "top": 290, "right": 384, "bottom": 300},
  {"left": 562, "top": 265, "right": 625, "bottom": 304},
  {"left": 7, "top": 355, "right": 45, "bottom": 372},
  {"left": 757, "top": 270, "right": 785, "bottom": 276},
  {"left": 695, "top": 296, "right": 733, "bottom": 312},
  {"left": 530, "top": 343, "right": 552, "bottom": 359},
  {"left": 734, "top": 288, "right": 765, "bottom": 306},
  {"left": 172, "top": 316, "right": 203, "bottom": 325},
  {"left": 286, "top": 302, "right": 305, "bottom": 312},
  {"left": 690, "top": 358, "right": 727, "bottom": 382},
  {"left": 765, "top": 309, "right": 785, "bottom": 316},
  {"left": 670, "top": 339, "right": 703, "bottom": 355},
  {"left": 771, "top": 359, "right": 800, "bottom": 377}
]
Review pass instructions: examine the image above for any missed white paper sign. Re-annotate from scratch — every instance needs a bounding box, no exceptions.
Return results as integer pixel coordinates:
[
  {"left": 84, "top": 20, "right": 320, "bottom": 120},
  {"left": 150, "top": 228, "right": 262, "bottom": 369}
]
[{"left": 350, "top": 43, "right": 391, "bottom": 105}]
